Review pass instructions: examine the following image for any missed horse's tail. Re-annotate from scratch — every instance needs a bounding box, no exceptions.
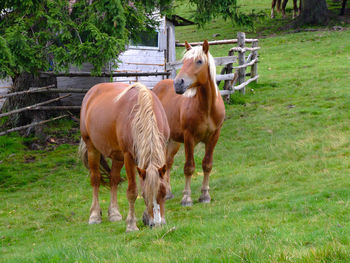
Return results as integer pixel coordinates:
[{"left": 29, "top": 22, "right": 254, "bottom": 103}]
[{"left": 78, "top": 138, "right": 111, "bottom": 186}]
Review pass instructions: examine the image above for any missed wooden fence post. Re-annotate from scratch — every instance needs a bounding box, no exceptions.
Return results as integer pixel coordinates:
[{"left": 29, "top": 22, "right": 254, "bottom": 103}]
[
  {"left": 223, "top": 49, "right": 234, "bottom": 102},
  {"left": 237, "top": 32, "right": 246, "bottom": 94},
  {"left": 251, "top": 40, "right": 258, "bottom": 83}
]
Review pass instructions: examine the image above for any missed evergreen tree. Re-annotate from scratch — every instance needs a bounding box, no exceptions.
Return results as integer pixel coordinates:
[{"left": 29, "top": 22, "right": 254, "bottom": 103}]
[
  {"left": 0, "top": 0, "right": 241, "bottom": 78},
  {"left": 0, "top": 0, "right": 175, "bottom": 78}
]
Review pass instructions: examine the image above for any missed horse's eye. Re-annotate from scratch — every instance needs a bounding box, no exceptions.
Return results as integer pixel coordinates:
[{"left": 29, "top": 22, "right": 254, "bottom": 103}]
[{"left": 197, "top": 60, "right": 202, "bottom": 65}]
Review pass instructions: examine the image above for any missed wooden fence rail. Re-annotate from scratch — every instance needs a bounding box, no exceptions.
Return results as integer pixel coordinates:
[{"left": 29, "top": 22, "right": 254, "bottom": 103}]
[
  {"left": 175, "top": 38, "right": 259, "bottom": 47},
  {"left": 0, "top": 115, "right": 68, "bottom": 136},
  {"left": 40, "top": 71, "right": 170, "bottom": 78},
  {"left": 0, "top": 94, "right": 71, "bottom": 118}
]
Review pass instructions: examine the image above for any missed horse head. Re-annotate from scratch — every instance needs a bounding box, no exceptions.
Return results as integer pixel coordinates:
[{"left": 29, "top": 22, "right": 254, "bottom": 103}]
[
  {"left": 174, "top": 40, "right": 216, "bottom": 97},
  {"left": 137, "top": 164, "right": 167, "bottom": 227}
]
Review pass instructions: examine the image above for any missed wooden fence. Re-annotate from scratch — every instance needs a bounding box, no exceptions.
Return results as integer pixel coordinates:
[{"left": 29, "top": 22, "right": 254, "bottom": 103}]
[
  {"left": 0, "top": 32, "right": 259, "bottom": 135},
  {"left": 167, "top": 32, "right": 259, "bottom": 100},
  {"left": 0, "top": 72, "right": 170, "bottom": 136}
]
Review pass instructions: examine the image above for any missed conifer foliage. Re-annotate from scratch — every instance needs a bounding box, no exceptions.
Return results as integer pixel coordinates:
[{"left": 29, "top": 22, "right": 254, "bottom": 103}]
[{"left": 0, "top": 0, "right": 174, "bottom": 77}]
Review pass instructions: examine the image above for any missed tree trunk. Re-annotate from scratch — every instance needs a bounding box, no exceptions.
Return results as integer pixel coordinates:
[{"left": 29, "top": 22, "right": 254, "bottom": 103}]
[
  {"left": 297, "top": 0, "right": 329, "bottom": 25},
  {"left": 340, "top": 0, "right": 347, "bottom": 15},
  {"left": 3, "top": 72, "right": 58, "bottom": 138}
]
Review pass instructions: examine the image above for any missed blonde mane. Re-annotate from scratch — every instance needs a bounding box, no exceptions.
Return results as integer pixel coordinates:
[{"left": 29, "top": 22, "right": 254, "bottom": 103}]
[
  {"left": 114, "top": 82, "right": 166, "bottom": 205},
  {"left": 182, "top": 45, "right": 218, "bottom": 96}
]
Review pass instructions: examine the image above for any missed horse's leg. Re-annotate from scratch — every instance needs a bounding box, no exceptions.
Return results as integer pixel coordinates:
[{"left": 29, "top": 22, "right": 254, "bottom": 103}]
[
  {"left": 108, "top": 159, "right": 124, "bottom": 222},
  {"left": 199, "top": 129, "right": 221, "bottom": 203},
  {"left": 181, "top": 132, "right": 195, "bottom": 207},
  {"left": 282, "top": 0, "right": 288, "bottom": 18},
  {"left": 165, "top": 140, "right": 181, "bottom": 199},
  {"left": 124, "top": 152, "right": 139, "bottom": 232},
  {"left": 277, "top": 0, "right": 281, "bottom": 11},
  {"left": 271, "top": 0, "right": 277, "bottom": 18},
  {"left": 87, "top": 145, "right": 102, "bottom": 224}
]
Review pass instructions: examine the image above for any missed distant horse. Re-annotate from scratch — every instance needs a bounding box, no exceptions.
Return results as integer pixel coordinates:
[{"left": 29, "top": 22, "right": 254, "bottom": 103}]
[
  {"left": 271, "top": 0, "right": 301, "bottom": 18},
  {"left": 79, "top": 82, "right": 169, "bottom": 232},
  {"left": 153, "top": 40, "right": 225, "bottom": 206}
]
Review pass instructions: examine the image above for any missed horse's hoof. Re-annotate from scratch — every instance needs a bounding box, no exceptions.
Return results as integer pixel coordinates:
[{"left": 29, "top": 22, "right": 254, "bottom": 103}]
[
  {"left": 126, "top": 225, "right": 139, "bottom": 232},
  {"left": 199, "top": 194, "right": 211, "bottom": 203},
  {"left": 181, "top": 201, "right": 193, "bottom": 207},
  {"left": 181, "top": 198, "right": 193, "bottom": 207},
  {"left": 109, "top": 213, "right": 122, "bottom": 222},
  {"left": 199, "top": 197, "right": 211, "bottom": 203},
  {"left": 165, "top": 191, "right": 174, "bottom": 200},
  {"left": 88, "top": 216, "right": 102, "bottom": 224},
  {"left": 108, "top": 208, "right": 122, "bottom": 222}
]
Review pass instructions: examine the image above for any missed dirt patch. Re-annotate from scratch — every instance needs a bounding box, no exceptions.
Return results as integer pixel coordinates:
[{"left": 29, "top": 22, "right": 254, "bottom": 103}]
[
  {"left": 23, "top": 127, "right": 80, "bottom": 151},
  {"left": 24, "top": 155, "right": 36, "bottom": 163}
]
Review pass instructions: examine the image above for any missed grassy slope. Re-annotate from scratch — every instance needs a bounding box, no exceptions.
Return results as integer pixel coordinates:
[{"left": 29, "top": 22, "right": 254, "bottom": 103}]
[{"left": 1, "top": 1, "right": 350, "bottom": 262}]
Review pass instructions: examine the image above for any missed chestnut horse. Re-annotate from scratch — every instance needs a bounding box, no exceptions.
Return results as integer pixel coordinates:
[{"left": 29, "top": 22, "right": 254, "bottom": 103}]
[
  {"left": 271, "top": 0, "right": 301, "bottom": 18},
  {"left": 79, "top": 82, "right": 169, "bottom": 232},
  {"left": 153, "top": 40, "right": 225, "bottom": 206}
]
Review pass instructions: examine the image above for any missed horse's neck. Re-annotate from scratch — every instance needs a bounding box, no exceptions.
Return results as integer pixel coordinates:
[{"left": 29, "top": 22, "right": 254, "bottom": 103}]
[{"left": 197, "top": 79, "right": 217, "bottom": 114}]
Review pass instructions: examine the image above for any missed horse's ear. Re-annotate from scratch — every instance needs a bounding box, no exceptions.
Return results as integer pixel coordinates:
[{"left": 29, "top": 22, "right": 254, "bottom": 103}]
[
  {"left": 158, "top": 165, "right": 166, "bottom": 179},
  {"left": 185, "top": 41, "right": 192, "bottom": 51},
  {"left": 203, "top": 40, "right": 209, "bottom": 54},
  {"left": 137, "top": 167, "right": 146, "bottom": 180}
]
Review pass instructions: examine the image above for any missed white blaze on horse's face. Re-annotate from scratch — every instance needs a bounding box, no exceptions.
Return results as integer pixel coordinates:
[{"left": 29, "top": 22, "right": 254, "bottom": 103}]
[{"left": 153, "top": 200, "right": 161, "bottom": 226}]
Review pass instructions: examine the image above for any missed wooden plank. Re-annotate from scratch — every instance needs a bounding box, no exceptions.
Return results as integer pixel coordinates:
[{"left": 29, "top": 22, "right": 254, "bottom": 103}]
[
  {"left": 121, "top": 62, "right": 165, "bottom": 66},
  {"left": 220, "top": 75, "right": 259, "bottom": 95},
  {"left": 166, "top": 60, "right": 183, "bottom": 71},
  {"left": 0, "top": 94, "right": 71, "bottom": 118},
  {"left": 0, "top": 115, "right": 68, "bottom": 136},
  {"left": 0, "top": 84, "right": 56, "bottom": 99},
  {"left": 229, "top": 47, "right": 261, "bottom": 53},
  {"left": 237, "top": 32, "right": 246, "bottom": 94},
  {"left": 216, "top": 73, "right": 237, "bottom": 81},
  {"left": 115, "top": 64, "right": 164, "bottom": 73},
  {"left": 166, "top": 56, "right": 237, "bottom": 71},
  {"left": 42, "top": 72, "right": 170, "bottom": 77},
  {"left": 29, "top": 106, "right": 81, "bottom": 111},
  {"left": 214, "top": 56, "right": 238, "bottom": 66},
  {"left": 223, "top": 50, "right": 235, "bottom": 103},
  {"left": 119, "top": 49, "right": 164, "bottom": 57},
  {"left": 176, "top": 38, "right": 259, "bottom": 47},
  {"left": 251, "top": 41, "right": 259, "bottom": 83},
  {"left": 231, "top": 58, "right": 258, "bottom": 70}
]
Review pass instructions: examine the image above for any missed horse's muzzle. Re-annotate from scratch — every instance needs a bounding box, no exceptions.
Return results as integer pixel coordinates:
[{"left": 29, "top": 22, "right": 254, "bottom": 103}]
[{"left": 174, "top": 78, "right": 186, "bottom": 94}]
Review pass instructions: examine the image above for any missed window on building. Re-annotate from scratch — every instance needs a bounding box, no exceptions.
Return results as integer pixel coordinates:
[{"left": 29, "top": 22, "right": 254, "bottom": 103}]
[{"left": 130, "top": 30, "right": 159, "bottom": 48}]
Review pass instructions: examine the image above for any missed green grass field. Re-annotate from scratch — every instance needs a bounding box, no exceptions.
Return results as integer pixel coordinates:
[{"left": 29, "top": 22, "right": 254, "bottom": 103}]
[{"left": 1, "top": 1, "right": 350, "bottom": 262}]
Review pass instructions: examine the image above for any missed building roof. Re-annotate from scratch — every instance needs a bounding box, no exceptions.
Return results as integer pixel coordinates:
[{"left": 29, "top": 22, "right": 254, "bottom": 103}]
[{"left": 166, "top": 15, "right": 195, "bottom": 26}]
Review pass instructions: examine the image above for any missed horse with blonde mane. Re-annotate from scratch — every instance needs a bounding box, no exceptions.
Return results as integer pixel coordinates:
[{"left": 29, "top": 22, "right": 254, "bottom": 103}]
[
  {"left": 79, "top": 82, "right": 169, "bottom": 232},
  {"left": 153, "top": 40, "right": 225, "bottom": 206}
]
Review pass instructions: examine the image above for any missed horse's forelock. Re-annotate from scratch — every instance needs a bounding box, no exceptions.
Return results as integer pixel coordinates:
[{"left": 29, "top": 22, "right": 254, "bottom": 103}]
[
  {"left": 182, "top": 46, "right": 207, "bottom": 63},
  {"left": 143, "top": 164, "right": 160, "bottom": 208}
]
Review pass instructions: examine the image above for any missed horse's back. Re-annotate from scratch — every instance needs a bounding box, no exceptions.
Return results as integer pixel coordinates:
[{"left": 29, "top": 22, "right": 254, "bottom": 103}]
[
  {"left": 80, "top": 82, "right": 132, "bottom": 156},
  {"left": 81, "top": 82, "right": 169, "bottom": 157}
]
